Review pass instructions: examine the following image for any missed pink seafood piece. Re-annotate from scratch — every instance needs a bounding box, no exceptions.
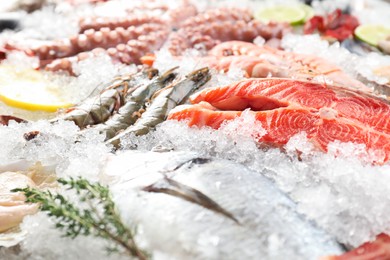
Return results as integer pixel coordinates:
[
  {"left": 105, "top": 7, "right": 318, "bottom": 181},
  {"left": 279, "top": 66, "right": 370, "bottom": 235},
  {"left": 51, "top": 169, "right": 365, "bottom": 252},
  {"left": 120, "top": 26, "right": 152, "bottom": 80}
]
[
  {"left": 168, "top": 78, "right": 390, "bottom": 164},
  {"left": 323, "top": 234, "right": 390, "bottom": 260}
]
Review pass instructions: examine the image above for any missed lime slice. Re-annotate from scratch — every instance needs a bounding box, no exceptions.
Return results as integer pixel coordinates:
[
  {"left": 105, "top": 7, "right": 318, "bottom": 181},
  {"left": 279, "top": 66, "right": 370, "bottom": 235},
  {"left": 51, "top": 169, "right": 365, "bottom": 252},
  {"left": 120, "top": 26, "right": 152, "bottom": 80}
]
[
  {"left": 0, "top": 66, "right": 73, "bottom": 112},
  {"left": 301, "top": 4, "right": 314, "bottom": 21},
  {"left": 255, "top": 5, "right": 306, "bottom": 25},
  {"left": 355, "top": 24, "right": 390, "bottom": 46}
]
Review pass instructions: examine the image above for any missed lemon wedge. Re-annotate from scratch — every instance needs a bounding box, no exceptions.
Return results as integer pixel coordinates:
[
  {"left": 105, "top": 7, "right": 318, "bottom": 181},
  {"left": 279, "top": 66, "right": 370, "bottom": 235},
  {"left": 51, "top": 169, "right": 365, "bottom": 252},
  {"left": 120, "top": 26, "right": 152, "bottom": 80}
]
[
  {"left": 0, "top": 66, "right": 73, "bottom": 112},
  {"left": 355, "top": 24, "right": 390, "bottom": 46},
  {"left": 255, "top": 5, "right": 307, "bottom": 25}
]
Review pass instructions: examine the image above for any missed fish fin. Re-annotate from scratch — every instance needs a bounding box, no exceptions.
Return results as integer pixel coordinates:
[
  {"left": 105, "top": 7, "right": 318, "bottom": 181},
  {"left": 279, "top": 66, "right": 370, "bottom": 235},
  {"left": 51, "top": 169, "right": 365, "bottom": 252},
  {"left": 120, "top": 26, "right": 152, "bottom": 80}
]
[{"left": 142, "top": 176, "right": 239, "bottom": 224}]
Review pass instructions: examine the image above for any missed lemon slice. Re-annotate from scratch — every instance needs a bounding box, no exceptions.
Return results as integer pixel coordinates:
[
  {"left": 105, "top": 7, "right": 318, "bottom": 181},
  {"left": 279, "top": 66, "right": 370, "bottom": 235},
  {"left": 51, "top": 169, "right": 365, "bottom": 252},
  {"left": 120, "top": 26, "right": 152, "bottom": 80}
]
[
  {"left": 355, "top": 24, "right": 390, "bottom": 46},
  {"left": 0, "top": 66, "right": 73, "bottom": 112},
  {"left": 255, "top": 5, "right": 306, "bottom": 25}
]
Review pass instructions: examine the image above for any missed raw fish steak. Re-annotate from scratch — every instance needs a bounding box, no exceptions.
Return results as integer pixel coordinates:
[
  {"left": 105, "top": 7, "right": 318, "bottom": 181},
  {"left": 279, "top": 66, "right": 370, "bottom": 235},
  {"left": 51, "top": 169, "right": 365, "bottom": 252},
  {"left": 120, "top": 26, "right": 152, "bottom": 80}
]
[
  {"left": 168, "top": 78, "right": 390, "bottom": 164},
  {"left": 324, "top": 233, "right": 390, "bottom": 260}
]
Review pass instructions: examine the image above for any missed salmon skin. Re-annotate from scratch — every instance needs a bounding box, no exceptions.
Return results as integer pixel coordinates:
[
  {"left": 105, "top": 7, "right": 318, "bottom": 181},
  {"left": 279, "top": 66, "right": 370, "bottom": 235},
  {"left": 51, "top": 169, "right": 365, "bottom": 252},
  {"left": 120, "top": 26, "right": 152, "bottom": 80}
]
[{"left": 168, "top": 78, "right": 390, "bottom": 164}]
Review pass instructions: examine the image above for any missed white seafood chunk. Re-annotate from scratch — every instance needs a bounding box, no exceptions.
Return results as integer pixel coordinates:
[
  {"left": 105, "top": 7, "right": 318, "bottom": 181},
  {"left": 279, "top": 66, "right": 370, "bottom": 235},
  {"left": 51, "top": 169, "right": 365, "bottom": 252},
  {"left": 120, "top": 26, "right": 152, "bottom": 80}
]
[{"left": 0, "top": 172, "right": 38, "bottom": 233}]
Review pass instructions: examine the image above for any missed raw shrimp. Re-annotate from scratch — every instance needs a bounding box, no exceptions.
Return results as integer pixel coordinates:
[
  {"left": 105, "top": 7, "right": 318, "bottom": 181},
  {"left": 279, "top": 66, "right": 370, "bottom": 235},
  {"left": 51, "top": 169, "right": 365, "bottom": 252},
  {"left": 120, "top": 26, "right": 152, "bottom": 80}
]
[
  {"left": 52, "top": 70, "right": 142, "bottom": 128},
  {"left": 93, "top": 67, "right": 178, "bottom": 140},
  {"left": 107, "top": 67, "right": 211, "bottom": 147}
]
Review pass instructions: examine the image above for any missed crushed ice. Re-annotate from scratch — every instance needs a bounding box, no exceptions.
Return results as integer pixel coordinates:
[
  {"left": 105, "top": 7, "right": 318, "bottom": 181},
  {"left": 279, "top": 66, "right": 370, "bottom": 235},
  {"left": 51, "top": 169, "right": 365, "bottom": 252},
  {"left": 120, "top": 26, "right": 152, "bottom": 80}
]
[
  {"left": 120, "top": 119, "right": 390, "bottom": 247},
  {"left": 58, "top": 53, "right": 136, "bottom": 104},
  {"left": 0, "top": 120, "right": 110, "bottom": 181},
  {"left": 20, "top": 6, "right": 79, "bottom": 40},
  {"left": 0, "top": 0, "right": 390, "bottom": 258}
]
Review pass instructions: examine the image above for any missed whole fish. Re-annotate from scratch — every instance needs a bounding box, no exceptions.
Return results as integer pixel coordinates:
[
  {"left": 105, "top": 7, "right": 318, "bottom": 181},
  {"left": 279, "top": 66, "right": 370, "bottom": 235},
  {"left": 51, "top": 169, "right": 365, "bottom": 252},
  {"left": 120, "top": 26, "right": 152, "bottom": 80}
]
[
  {"left": 107, "top": 67, "right": 211, "bottom": 147},
  {"left": 102, "top": 150, "right": 344, "bottom": 260}
]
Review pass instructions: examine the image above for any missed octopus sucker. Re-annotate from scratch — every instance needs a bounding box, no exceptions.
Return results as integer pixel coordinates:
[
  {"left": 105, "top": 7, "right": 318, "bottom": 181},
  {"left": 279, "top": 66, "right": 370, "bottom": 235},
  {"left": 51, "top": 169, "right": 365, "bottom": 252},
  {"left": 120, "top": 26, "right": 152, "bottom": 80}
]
[
  {"left": 33, "top": 23, "right": 169, "bottom": 62},
  {"left": 166, "top": 16, "right": 292, "bottom": 55},
  {"left": 165, "top": 0, "right": 198, "bottom": 28},
  {"left": 42, "top": 24, "right": 169, "bottom": 73},
  {"left": 4, "top": 4, "right": 294, "bottom": 76},
  {"left": 79, "top": 15, "right": 165, "bottom": 33},
  {"left": 180, "top": 7, "right": 253, "bottom": 28}
]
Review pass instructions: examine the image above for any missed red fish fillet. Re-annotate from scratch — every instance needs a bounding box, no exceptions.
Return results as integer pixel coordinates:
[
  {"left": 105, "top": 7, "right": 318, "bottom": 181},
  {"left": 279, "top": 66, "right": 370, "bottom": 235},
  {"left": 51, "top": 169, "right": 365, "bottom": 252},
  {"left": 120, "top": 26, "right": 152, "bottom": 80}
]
[
  {"left": 323, "top": 234, "right": 390, "bottom": 260},
  {"left": 190, "top": 78, "right": 390, "bottom": 135},
  {"left": 168, "top": 79, "right": 390, "bottom": 164}
]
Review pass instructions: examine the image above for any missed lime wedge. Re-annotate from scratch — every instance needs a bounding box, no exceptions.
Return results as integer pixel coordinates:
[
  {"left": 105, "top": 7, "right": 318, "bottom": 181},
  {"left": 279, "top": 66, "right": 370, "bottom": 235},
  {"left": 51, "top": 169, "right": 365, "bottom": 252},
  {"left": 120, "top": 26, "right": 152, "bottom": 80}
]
[
  {"left": 255, "top": 5, "right": 306, "bottom": 25},
  {"left": 0, "top": 66, "right": 73, "bottom": 112},
  {"left": 354, "top": 24, "right": 390, "bottom": 46},
  {"left": 301, "top": 4, "right": 314, "bottom": 21}
]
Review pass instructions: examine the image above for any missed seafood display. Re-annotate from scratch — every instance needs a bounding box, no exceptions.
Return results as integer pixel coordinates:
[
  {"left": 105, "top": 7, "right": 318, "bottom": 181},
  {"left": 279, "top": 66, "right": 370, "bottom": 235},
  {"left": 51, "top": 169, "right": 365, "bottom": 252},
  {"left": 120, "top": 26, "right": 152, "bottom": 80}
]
[{"left": 0, "top": 0, "right": 390, "bottom": 260}]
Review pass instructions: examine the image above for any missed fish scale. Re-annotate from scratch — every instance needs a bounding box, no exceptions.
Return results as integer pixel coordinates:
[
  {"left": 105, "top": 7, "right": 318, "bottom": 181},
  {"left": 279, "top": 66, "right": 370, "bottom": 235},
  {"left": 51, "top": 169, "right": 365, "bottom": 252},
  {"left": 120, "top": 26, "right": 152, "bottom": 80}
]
[{"left": 106, "top": 150, "right": 344, "bottom": 259}]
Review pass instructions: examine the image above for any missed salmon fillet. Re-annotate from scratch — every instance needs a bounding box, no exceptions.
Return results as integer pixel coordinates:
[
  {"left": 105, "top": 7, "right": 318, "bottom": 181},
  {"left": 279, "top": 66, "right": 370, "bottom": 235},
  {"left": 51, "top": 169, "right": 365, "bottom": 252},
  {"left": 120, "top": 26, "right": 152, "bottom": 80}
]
[
  {"left": 168, "top": 79, "right": 390, "bottom": 164},
  {"left": 190, "top": 78, "right": 390, "bottom": 135}
]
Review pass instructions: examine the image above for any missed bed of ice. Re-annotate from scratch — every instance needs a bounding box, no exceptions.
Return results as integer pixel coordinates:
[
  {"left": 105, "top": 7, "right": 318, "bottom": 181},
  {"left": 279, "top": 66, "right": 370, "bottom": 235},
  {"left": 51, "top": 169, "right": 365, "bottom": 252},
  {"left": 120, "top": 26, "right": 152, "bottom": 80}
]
[
  {"left": 1, "top": 0, "right": 390, "bottom": 259},
  {"left": 121, "top": 118, "right": 390, "bottom": 248}
]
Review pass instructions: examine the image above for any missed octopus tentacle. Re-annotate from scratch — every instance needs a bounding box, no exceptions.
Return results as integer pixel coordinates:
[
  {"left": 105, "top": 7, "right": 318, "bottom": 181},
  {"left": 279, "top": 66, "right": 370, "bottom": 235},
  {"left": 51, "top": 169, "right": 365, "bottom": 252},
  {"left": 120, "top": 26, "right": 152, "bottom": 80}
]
[
  {"left": 110, "top": 30, "right": 170, "bottom": 65},
  {"left": 180, "top": 7, "right": 253, "bottom": 28},
  {"left": 165, "top": 0, "right": 198, "bottom": 28},
  {"left": 33, "top": 23, "right": 168, "bottom": 61},
  {"left": 44, "top": 47, "right": 107, "bottom": 74},
  {"left": 79, "top": 15, "right": 165, "bottom": 32},
  {"left": 45, "top": 29, "right": 170, "bottom": 73},
  {"left": 167, "top": 20, "right": 292, "bottom": 55}
]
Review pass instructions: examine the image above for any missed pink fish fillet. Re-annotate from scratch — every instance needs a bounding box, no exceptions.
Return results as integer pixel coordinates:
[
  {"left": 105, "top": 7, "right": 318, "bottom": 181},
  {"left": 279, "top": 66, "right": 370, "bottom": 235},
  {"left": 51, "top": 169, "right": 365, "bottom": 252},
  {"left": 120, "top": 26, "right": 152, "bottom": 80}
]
[{"left": 168, "top": 78, "right": 390, "bottom": 164}]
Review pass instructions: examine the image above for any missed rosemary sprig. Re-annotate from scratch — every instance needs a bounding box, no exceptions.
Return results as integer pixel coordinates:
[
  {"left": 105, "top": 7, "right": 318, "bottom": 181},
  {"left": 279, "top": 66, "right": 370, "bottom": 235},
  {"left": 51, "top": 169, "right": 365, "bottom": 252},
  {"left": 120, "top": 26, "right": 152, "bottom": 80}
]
[{"left": 13, "top": 177, "right": 149, "bottom": 260}]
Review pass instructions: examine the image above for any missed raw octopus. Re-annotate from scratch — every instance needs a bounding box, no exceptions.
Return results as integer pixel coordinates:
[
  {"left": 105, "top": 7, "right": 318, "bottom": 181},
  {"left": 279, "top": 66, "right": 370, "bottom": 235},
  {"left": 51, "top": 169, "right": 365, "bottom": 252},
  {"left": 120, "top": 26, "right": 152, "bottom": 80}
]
[
  {"left": 165, "top": 8, "right": 292, "bottom": 55},
  {"left": 38, "top": 22, "right": 171, "bottom": 74},
  {"left": 168, "top": 78, "right": 390, "bottom": 164},
  {"left": 4, "top": 0, "right": 197, "bottom": 73},
  {"left": 2, "top": 4, "right": 292, "bottom": 74}
]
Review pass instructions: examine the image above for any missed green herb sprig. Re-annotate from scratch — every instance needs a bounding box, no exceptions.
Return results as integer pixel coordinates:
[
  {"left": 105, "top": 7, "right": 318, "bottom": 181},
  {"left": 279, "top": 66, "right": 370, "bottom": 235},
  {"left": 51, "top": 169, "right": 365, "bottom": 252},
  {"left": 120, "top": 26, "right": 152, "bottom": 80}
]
[{"left": 13, "top": 177, "right": 149, "bottom": 260}]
